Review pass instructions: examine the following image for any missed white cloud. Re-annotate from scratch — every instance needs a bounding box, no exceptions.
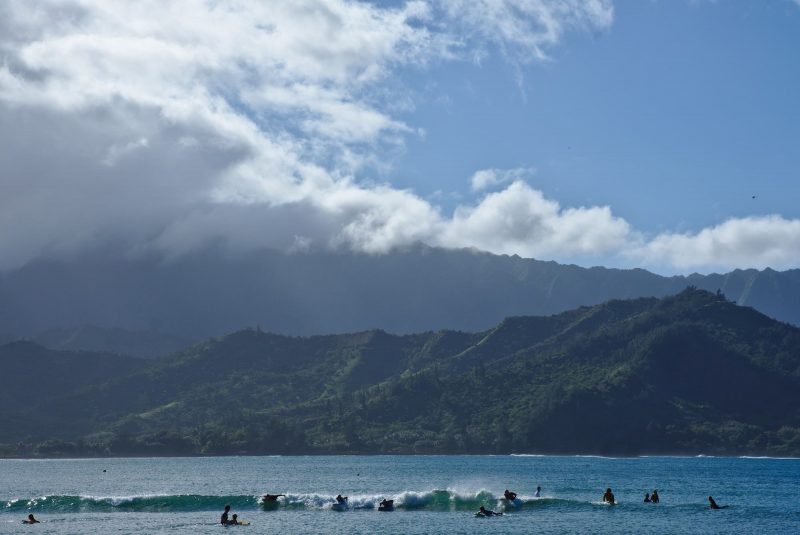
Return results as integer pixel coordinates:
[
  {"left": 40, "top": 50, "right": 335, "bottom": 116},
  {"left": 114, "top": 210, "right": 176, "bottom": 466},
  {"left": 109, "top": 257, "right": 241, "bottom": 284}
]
[
  {"left": 632, "top": 216, "right": 800, "bottom": 272},
  {"left": 0, "top": 1, "right": 797, "bottom": 275},
  {"left": 438, "top": 0, "right": 614, "bottom": 62},
  {"left": 441, "top": 181, "right": 632, "bottom": 257},
  {"left": 0, "top": 0, "right": 619, "bottom": 270},
  {"left": 470, "top": 167, "right": 534, "bottom": 191}
]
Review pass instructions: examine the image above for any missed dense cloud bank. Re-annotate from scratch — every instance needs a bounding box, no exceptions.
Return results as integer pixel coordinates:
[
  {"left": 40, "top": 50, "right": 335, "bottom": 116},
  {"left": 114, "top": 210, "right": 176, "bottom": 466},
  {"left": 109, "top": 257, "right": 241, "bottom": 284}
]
[{"left": 0, "top": 0, "right": 797, "bottom": 272}]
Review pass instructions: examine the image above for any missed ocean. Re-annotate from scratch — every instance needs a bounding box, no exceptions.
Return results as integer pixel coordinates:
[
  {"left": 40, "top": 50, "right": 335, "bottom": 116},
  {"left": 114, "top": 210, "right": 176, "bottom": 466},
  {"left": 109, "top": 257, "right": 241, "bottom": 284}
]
[{"left": 2, "top": 455, "right": 798, "bottom": 534}]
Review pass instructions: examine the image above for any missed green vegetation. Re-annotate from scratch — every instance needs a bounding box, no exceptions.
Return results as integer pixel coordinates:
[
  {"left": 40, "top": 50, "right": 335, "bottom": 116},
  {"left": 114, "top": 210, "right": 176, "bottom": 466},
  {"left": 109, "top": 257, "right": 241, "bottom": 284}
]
[{"left": 3, "top": 288, "right": 800, "bottom": 458}]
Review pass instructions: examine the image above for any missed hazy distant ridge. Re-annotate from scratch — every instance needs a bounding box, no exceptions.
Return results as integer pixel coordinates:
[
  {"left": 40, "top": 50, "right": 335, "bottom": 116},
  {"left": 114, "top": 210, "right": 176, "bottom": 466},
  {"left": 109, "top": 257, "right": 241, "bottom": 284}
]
[{"left": 0, "top": 247, "right": 798, "bottom": 340}]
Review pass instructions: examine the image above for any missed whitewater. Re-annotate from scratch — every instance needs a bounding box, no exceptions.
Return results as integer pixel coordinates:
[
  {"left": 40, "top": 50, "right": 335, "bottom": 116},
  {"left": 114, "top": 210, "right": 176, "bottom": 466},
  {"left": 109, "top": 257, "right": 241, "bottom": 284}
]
[{"left": 2, "top": 455, "right": 798, "bottom": 534}]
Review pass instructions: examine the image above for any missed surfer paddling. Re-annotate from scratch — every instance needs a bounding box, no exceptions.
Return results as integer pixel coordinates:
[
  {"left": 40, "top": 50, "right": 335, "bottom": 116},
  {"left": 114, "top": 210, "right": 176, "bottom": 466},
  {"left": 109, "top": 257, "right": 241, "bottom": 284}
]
[
  {"left": 22, "top": 514, "right": 40, "bottom": 524},
  {"left": 476, "top": 506, "right": 502, "bottom": 517}
]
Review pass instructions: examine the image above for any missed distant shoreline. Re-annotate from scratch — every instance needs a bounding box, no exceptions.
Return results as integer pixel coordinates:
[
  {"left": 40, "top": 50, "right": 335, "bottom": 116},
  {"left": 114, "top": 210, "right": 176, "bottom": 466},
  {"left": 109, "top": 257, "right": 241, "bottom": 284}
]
[{"left": 2, "top": 453, "right": 799, "bottom": 461}]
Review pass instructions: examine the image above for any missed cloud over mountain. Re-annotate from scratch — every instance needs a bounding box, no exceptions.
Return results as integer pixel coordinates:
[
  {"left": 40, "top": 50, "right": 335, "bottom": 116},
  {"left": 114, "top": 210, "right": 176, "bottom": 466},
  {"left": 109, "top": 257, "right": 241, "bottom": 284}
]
[{"left": 0, "top": 0, "right": 797, "bottom": 273}]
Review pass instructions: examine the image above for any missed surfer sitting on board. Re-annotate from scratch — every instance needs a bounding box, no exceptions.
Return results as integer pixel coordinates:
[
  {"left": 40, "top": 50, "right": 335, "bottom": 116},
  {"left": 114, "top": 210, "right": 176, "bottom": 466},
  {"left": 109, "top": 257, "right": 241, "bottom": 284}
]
[
  {"left": 644, "top": 492, "right": 651, "bottom": 503},
  {"left": 477, "top": 506, "right": 502, "bottom": 517},
  {"left": 708, "top": 496, "right": 726, "bottom": 509},
  {"left": 503, "top": 489, "right": 517, "bottom": 500},
  {"left": 22, "top": 514, "right": 40, "bottom": 524},
  {"left": 602, "top": 488, "right": 615, "bottom": 505},
  {"left": 651, "top": 489, "right": 660, "bottom": 503}
]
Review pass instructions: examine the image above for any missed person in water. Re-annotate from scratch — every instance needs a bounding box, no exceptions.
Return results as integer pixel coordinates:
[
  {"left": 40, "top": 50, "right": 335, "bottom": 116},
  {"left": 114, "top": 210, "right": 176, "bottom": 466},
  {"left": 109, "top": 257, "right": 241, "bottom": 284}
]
[
  {"left": 22, "top": 514, "right": 40, "bottom": 524},
  {"left": 335, "top": 494, "right": 348, "bottom": 504},
  {"left": 503, "top": 489, "right": 518, "bottom": 500},
  {"left": 221, "top": 505, "right": 231, "bottom": 525},
  {"left": 230, "top": 514, "right": 240, "bottom": 525},
  {"left": 262, "top": 494, "right": 285, "bottom": 502},
  {"left": 651, "top": 489, "right": 660, "bottom": 503},
  {"left": 708, "top": 496, "right": 721, "bottom": 509},
  {"left": 534, "top": 486, "right": 541, "bottom": 498},
  {"left": 602, "top": 488, "right": 615, "bottom": 505},
  {"left": 379, "top": 498, "right": 394, "bottom": 510},
  {"left": 477, "top": 506, "right": 502, "bottom": 516},
  {"left": 644, "top": 492, "right": 651, "bottom": 503}
]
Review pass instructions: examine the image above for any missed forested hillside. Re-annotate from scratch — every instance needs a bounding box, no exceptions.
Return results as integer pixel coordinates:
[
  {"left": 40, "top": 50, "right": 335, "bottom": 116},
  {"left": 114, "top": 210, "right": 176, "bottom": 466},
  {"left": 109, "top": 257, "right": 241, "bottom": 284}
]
[{"left": 3, "top": 289, "right": 800, "bottom": 457}]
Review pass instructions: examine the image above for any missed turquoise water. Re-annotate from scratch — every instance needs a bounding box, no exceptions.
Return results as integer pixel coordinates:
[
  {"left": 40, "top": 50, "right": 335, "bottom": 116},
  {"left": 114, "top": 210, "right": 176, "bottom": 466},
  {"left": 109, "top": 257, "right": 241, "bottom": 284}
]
[{"left": 2, "top": 455, "right": 798, "bottom": 534}]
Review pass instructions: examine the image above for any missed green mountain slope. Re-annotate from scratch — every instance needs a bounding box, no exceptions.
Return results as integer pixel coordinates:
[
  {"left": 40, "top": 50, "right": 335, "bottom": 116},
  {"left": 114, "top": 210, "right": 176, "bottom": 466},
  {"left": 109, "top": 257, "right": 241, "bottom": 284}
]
[{"left": 3, "top": 289, "right": 800, "bottom": 457}]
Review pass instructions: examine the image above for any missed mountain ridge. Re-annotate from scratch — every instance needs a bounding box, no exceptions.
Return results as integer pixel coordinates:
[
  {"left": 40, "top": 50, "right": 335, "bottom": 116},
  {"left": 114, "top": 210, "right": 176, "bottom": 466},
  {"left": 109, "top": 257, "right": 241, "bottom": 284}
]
[
  {"left": 1, "top": 247, "right": 799, "bottom": 343},
  {"left": 2, "top": 288, "right": 800, "bottom": 458}
]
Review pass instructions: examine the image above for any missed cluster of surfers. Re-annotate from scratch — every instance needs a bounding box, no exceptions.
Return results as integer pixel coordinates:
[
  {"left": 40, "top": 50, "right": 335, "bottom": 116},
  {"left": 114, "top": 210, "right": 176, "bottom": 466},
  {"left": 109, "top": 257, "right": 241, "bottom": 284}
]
[
  {"left": 213, "top": 485, "right": 727, "bottom": 523},
  {"left": 601, "top": 488, "right": 726, "bottom": 509},
  {"left": 216, "top": 487, "right": 728, "bottom": 525},
  {"left": 19, "top": 486, "right": 728, "bottom": 526},
  {"left": 219, "top": 505, "right": 247, "bottom": 526},
  {"left": 478, "top": 487, "right": 727, "bottom": 517}
]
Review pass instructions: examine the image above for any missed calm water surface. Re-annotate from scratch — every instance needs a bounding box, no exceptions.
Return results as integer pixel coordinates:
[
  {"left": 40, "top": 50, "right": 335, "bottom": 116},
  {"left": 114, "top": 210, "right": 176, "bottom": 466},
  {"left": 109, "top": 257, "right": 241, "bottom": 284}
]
[{"left": 2, "top": 455, "right": 798, "bottom": 534}]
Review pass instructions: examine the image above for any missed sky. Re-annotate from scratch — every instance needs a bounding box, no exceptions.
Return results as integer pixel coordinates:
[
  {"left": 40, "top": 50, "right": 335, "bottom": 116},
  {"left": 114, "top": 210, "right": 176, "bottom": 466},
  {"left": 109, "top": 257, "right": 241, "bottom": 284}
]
[{"left": 0, "top": 0, "right": 798, "bottom": 275}]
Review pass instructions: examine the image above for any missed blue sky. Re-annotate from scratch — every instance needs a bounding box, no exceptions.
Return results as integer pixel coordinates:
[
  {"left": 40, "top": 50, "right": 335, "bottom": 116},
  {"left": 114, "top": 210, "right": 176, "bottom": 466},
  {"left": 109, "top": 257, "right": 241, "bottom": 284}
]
[
  {"left": 0, "top": 0, "right": 798, "bottom": 274},
  {"left": 397, "top": 0, "right": 800, "bottom": 233}
]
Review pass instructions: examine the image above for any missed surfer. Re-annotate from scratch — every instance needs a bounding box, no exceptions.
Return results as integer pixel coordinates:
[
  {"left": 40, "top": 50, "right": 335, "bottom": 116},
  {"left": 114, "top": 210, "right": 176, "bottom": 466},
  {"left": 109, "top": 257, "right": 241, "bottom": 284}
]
[
  {"left": 503, "top": 489, "right": 518, "bottom": 500},
  {"left": 708, "top": 496, "right": 721, "bottom": 509},
  {"left": 220, "top": 504, "right": 231, "bottom": 525},
  {"left": 22, "top": 514, "right": 40, "bottom": 524},
  {"left": 379, "top": 498, "right": 394, "bottom": 511},
  {"left": 335, "top": 494, "right": 348, "bottom": 504},
  {"left": 477, "top": 506, "right": 502, "bottom": 517},
  {"left": 230, "top": 514, "right": 240, "bottom": 525},
  {"left": 644, "top": 492, "right": 651, "bottom": 503},
  {"left": 602, "top": 488, "right": 615, "bottom": 505},
  {"left": 534, "top": 486, "right": 541, "bottom": 498},
  {"left": 651, "top": 489, "right": 660, "bottom": 503},
  {"left": 262, "top": 494, "right": 285, "bottom": 502}
]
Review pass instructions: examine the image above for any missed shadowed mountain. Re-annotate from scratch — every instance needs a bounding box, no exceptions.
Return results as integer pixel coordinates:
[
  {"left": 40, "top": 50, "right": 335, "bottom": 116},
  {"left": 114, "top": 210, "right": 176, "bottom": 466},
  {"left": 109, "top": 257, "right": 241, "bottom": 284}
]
[
  {"left": 2, "top": 289, "right": 800, "bottom": 458},
  {"left": 0, "top": 247, "right": 798, "bottom": 340}
]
